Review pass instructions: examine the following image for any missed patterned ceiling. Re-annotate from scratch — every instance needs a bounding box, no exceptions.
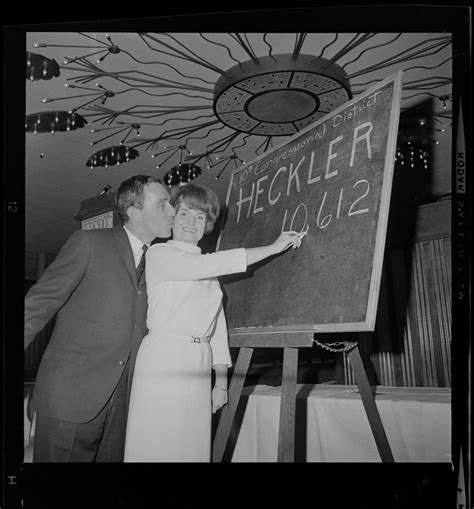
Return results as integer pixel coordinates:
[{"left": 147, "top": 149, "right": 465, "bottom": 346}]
[{"left": 22, "top": 27, "right": 456, "bottom": 258}]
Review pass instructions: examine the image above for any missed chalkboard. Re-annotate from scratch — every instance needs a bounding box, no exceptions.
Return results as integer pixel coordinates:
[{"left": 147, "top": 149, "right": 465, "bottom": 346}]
[{"left": 217, "top": 71, "right": 403, "bottom": 334}]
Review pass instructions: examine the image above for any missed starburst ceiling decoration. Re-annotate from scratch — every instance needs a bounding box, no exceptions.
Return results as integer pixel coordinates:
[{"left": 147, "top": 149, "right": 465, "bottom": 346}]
[{"left": 25, "top": 32, "right": 452, "bottom": 184}]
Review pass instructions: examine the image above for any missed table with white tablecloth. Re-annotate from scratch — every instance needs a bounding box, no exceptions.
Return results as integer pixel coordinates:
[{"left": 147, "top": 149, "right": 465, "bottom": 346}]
[{"left": 230, "top": 384, "right": 451, "bottom": 462}]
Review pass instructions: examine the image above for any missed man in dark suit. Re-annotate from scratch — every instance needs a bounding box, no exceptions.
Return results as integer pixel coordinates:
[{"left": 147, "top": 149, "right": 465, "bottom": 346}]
[{"left": 24, "top": 174, "right": 175, "bottom": 462}]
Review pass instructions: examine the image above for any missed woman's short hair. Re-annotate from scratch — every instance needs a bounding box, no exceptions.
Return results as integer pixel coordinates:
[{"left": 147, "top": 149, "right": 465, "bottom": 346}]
[
  {"left": 115, "top": 175, "right": 163, "bottom": 223},
  {"left": 171, "top": 183, "right": 220, "bottom": 234}
]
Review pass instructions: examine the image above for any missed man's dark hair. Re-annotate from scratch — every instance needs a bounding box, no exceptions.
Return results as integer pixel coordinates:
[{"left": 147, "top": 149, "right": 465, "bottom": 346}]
[{"left": 115, "top": 175, "right": 164, "bottom": 223}]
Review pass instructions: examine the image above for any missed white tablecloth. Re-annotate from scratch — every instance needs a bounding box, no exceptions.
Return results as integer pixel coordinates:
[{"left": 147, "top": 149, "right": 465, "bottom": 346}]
[{"left": 230, "top": 384, "right": 451, "bottom": 462}]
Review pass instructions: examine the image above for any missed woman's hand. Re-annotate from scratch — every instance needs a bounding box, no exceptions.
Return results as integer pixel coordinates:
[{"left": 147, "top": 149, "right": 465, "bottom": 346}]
[
  {"left": 271, "top": 231, "right": 303, "bottom": 254},
  {"left": 212, "top": 386, "right": 228, "bottom": 413},
  {"left": 244, "top": 230, "right": 304, "bottom": 266}
]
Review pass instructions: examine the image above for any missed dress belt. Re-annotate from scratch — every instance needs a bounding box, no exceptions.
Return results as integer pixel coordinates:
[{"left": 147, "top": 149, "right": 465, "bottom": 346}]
[
  {"left": 146, "top": 330, "right": 211, "bottom": 344},
  {"left": 191, "top": 336, "right": 210, "bottom": 343}
]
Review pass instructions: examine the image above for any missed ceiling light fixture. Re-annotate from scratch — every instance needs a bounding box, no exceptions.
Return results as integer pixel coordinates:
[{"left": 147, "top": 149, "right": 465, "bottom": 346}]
[
  {"left": 25, "top": 110, "right": 87, "bottom": 134},
  {"left": 164, "top": 163, "right": 202, "bottom": 186},
  {"left": 26, "top": 52, "right": 60, "bottom": 81},
  {"left": 86, "top": 145, "right": 139, "bottom": 168}
]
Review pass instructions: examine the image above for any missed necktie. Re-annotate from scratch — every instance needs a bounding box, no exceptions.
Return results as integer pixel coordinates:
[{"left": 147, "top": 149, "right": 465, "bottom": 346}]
[{"left": 136, "top": 245, "right": 148, "bottom": 284}]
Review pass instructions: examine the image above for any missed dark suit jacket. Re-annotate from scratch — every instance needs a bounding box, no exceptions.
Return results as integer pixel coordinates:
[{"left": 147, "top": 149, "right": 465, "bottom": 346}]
[{"left": 24, "top": 225, "right": 148, "bottom": 423}]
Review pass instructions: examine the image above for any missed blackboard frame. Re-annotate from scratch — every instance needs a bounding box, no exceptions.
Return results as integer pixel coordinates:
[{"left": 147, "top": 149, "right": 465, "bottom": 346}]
[{"left": 218, "top": 71, "right": 403, "bottom": 334}]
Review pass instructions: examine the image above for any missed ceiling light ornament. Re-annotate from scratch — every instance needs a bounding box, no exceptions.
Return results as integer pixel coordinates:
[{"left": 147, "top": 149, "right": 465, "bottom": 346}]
[
  {"left": 182, "top": 150, "right": 218, "bottom": 171},
  {"left": 26, "top": 52, "right": 60, "bottom": 81},
  {"left": 35, "top": 33, "right": 121, "bottom": 65},
  {"left": 151, "top": 143, "right": 191, "bottom": 169},
  {"left": 42, "top": 83, "right": 116, "bottom": 111},
  {"left": 25, "top": 111, "right": 87, "bottom": 134},
  {"left": 208, "top": 153, "right": 246, "bottom": 180},
  {"left": 438, "top": 93, "right": 452, "bottom": 110},
  {"left": 89, "top": 122, "right": 141, "bottom": 146},
  {"left": 164, "top": 163, "right": 202, "bottom": 187},
  {"left": 85, "top": 145, "right": 139, "bottom": 168},
  {"left": 399, "top": 103, "right": 451, "bottom": 147},
  {"left": 395, "top": 143, "right": 431, "bottom": 170}
]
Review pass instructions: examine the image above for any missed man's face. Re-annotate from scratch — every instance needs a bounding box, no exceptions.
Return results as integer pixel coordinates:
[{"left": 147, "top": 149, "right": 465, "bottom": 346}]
[{"left": 136, "top": 182, "right": 175, "bottom": 241}]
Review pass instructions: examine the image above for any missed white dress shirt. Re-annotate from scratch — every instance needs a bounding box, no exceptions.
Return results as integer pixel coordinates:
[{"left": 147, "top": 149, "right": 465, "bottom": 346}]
[{"left": 123, "top": 225, "right": 148, "bottom": 268}]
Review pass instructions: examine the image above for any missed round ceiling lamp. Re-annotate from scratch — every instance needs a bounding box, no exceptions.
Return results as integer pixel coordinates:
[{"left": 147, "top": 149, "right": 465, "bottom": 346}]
[{"left": 213, "top": 53, "right": 351, "bottom": 137}]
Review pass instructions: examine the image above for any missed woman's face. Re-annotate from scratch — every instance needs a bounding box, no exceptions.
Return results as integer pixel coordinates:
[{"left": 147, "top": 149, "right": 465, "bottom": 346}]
[{"left": 172, "top": 201, "right": 207, "bottom": 245}]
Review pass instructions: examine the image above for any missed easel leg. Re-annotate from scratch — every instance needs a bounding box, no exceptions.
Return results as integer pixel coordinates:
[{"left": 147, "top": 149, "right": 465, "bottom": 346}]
[
  {"left": 346, "top": 344, "right": 395, "bottom": 462},
  {"left": 212, "top": 347, "right": 253, "bottom": 462},
  {"left": 277, "top": 347, "right": 299, "bottom": 462}
]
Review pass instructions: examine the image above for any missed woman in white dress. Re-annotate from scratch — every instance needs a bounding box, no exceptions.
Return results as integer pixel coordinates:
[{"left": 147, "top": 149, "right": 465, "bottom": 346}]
[{"left": 124, "top": 183, "right": 302, "bottom": 462}]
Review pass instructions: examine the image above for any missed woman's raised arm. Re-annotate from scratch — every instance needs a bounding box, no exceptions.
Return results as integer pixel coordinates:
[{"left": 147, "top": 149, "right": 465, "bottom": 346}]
[{"left": 245, "top": 231, "right": 302, "bottom": 266}]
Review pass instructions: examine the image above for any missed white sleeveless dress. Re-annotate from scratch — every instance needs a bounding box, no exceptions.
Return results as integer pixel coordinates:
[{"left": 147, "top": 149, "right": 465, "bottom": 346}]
[{"left": 124, "top": 240, "right": 247, "bottom": 462}]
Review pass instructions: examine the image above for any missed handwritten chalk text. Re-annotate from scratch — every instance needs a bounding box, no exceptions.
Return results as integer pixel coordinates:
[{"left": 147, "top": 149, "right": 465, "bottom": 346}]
[{"left": 234, "top": 122, "right": 374, "bottom": 224}]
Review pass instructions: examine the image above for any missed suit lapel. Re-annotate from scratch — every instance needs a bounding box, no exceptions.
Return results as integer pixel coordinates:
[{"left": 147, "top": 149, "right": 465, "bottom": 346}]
[{"left": 113, "top": 225, "right": 138, "bottom": 288}]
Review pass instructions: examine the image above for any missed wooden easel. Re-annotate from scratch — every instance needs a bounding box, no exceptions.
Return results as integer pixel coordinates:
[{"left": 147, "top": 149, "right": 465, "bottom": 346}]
[{"left": 212, "top": 332, "right": 394, "bottom": 463}]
